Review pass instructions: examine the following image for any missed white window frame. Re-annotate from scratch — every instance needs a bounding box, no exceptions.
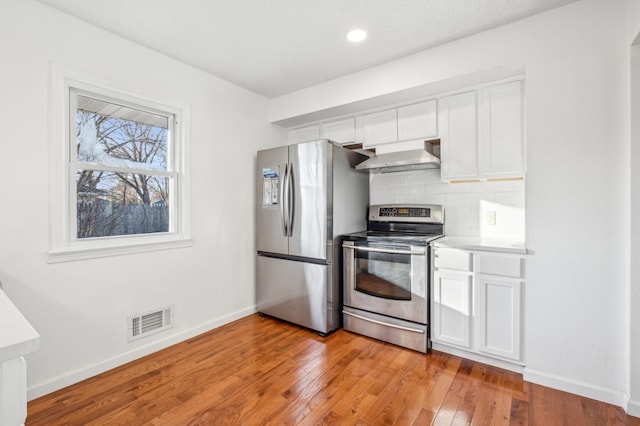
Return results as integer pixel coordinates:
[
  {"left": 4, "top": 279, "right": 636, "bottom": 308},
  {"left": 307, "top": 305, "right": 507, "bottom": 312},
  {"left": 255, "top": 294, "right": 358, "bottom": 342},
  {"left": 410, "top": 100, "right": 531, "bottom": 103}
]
[{"left": 48, "top": 64, "right": 191, "bottom": 262}]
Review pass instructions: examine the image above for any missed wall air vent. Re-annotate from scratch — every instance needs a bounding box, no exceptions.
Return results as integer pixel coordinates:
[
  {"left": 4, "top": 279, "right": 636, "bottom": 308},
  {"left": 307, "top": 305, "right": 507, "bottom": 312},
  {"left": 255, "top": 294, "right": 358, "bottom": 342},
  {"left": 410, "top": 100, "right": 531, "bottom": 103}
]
[{"left": 127, "top": 306, "right": 173, "bottom": 342}]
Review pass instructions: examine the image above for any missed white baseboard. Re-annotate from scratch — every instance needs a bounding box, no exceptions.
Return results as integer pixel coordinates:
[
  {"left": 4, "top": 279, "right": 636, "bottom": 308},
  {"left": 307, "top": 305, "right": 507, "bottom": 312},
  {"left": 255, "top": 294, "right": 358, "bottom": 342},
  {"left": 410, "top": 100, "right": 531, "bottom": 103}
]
[
  {"left": 27, "top": 305, "right": 257, "bottom": 400},
  {"left": 434, "top": 346, "right": 633, "bottom": 414},
  {"left": 431, "top": 342, "right": 524, "bottom": 374},
  {"left": 628, "top": 398, "right": 640, "bottom": 417},
  {"left": 523, "top": 367, "right": 628, "bottom": 410}
]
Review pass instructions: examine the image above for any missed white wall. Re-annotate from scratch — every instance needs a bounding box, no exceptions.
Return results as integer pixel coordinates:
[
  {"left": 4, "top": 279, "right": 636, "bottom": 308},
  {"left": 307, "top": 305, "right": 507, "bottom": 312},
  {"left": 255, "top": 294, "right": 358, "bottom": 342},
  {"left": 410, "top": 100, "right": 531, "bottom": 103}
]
[
  {"left": 0, "top": 0, "right": 283, "bottom": 398},
  {"left": 270, "top": 0, "right": 639, "bottom": 412}
]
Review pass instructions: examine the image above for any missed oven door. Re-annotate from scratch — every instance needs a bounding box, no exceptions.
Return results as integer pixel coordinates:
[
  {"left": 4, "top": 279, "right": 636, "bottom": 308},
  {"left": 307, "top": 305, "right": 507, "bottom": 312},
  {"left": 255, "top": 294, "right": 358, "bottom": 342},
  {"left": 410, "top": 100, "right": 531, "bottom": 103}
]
[{"left": 343, "top": 240, "right": 427, "bottom": 324}]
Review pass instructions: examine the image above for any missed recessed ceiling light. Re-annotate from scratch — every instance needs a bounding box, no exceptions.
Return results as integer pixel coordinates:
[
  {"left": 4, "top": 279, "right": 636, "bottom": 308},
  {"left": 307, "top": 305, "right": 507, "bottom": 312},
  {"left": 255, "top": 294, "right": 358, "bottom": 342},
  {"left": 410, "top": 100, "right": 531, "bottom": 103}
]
[{"left": 346, "top": 29, "right": 367, "bottom": 43}]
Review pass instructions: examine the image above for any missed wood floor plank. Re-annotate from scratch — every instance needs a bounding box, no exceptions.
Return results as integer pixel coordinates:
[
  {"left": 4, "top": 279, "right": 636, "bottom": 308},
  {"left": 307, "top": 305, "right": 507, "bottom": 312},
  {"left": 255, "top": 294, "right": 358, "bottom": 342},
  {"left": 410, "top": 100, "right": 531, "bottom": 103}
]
[
  {"left": 267, "top": 338, "right": 371, "bottom": 423},
  {"left": 509, "top": 398, "right": 529, "bottom": 426},
  {"left": 424, "top": 353, "right": 463, "bottom": 414},
  {"left": 283, "top": 349, "right": 372, "bottom": 424},
  {"left": 328, "top": 364, "right": 379, "bottom": 419},
  {"left": 27, "top": 314, "right": 640, "bottom": 425},
  {"left": 395, "top": 357, "right": 438, "bottom": 425},
  {"left": 357, "top": 349, "right": 424, "bottom": 424},
  {"left": 453, "top": 360, "right": 487, "bottom": 424}
]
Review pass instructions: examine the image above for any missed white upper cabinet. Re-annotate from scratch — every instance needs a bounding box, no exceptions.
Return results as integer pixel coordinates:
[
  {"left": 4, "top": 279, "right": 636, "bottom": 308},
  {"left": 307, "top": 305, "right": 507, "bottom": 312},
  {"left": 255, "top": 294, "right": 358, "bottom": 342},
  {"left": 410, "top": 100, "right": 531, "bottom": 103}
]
[
  {"left": 478, "top": 81, "right": 524, "bottom": 178},
  {"left": 397, "top": 101, "right": 438, "bottom": 142},
  {"left": 363, "top": 109, "right": 398, "bottom": 146},
  {"left": 288, "top": 125, "right": 321, "bottom": 144},
  {"left": 288, "top": 119, "right": 357, "bottom": 145},
  {"left": 321, "top": 118, "right": 356, "bottom": 144},
  {"left": 285, "top": 79, "right": 524, "bottom": 172},
  {"left": 438, "top": 80, "right": 525, "bottom": 182},
  {"left": 362, "top": 100, "right": 438, "bottom": 148},
  {"left": 438, "top": 91, "right": 478, "bottom": 181}
]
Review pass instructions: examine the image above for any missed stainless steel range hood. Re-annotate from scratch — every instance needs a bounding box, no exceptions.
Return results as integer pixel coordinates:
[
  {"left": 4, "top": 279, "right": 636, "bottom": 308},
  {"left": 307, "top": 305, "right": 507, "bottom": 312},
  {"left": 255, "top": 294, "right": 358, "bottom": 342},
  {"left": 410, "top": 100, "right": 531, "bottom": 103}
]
[{"left": 355, "top": 141, "right": 440, "bottom": 173}]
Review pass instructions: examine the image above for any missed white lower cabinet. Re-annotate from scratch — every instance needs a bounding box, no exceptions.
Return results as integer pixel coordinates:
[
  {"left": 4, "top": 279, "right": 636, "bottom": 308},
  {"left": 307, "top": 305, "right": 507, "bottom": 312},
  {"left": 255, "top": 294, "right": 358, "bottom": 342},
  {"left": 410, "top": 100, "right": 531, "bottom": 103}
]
[
  {"left": 432, "top": 247, "right": 524, "bottom": 364},
  {"left": 432, "top": 270, "right": 472, "bottom": 348},
  {"left": 1, "top": 357, "right": 27, "bottom": 426},
  {"left": 477, "top": 276, "right": 522, "bottom": 360}
]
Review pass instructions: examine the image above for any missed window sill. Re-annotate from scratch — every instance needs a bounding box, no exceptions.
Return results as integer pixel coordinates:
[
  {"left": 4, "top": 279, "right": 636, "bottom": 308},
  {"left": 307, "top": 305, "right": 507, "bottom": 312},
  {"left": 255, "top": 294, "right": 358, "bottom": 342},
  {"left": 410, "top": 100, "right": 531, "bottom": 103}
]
[{"left": 47, "top": 238, "right": 193, "bottom": 263}]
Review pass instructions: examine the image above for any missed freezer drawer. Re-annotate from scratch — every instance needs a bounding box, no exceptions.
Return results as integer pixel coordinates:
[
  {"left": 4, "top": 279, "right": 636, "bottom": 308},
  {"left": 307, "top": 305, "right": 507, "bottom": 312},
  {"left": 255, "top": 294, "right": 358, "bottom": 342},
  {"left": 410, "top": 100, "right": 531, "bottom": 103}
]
[{"left": 257, "top": 255, "right": 337, "bottom": 334}]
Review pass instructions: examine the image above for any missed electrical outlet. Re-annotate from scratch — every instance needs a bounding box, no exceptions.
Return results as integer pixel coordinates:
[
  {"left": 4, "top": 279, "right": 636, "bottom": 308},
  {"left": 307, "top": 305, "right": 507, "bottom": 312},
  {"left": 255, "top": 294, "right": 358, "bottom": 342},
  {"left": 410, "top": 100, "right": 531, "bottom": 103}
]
[{"left": 487, "top": 211, "right": 497, "bottom": 226}]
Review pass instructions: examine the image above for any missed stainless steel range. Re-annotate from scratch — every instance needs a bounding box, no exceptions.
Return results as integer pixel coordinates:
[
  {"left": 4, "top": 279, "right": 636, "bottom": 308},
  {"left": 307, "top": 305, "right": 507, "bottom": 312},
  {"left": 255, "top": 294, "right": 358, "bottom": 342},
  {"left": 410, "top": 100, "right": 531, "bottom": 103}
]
[{"left": 342, "top": 204, "right": 444, "bottom": 353}]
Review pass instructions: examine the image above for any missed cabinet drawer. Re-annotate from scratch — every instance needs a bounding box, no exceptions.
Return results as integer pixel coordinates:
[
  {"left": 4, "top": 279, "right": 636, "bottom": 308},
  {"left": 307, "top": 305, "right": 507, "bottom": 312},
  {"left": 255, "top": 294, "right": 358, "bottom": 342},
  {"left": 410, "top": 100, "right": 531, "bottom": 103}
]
[
  {"left": 433, "top": 249, "right": 473, "bottom": 271},
  {"left": 478, "top": 254, "right": 523, "bottom": 278}
]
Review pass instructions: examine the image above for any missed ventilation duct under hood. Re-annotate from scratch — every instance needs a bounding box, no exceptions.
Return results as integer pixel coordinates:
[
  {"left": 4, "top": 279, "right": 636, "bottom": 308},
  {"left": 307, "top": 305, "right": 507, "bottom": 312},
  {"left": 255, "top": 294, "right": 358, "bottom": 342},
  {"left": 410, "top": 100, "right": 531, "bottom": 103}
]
[{"left": 355, "top": 141, "right": 441, "bottom": 173}]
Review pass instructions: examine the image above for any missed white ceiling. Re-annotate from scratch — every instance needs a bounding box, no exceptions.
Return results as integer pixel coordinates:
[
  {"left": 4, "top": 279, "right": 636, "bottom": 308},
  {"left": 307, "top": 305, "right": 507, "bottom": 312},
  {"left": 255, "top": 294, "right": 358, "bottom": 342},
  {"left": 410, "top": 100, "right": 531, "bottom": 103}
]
[{"left": 36, "top": 0, "right": 577, "bottom": 99}]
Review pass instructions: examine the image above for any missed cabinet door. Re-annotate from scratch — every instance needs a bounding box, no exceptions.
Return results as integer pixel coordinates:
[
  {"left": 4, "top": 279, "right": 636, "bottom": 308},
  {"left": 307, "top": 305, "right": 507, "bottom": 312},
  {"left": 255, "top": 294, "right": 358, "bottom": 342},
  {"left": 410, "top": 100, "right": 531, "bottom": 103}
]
[
  {"left": 478, "top": 276, "right": 522, "bottom": 360},
  {"left": 432, "top": 270, "right": 473, "bottom": 348},
  {"left": 478, "top": 81, "right": 524, "bottom": 177},
  {"left": 363, "top": 109, "right": 397, "bottom": 147},
  {"left": 397, "top": 100, "right": 437, "bottom": 142},
  {"left": 289, "top": 125, "right": 321, "bottom": 144},
  {"left": 322, "top": 118, "right": 355, "bottom": 144},
  {"left": 438, "top": 91, "right": 478, "bottom": 181},
  {"left": 1, "top": 357, "right": 27, "bottom": 426}
]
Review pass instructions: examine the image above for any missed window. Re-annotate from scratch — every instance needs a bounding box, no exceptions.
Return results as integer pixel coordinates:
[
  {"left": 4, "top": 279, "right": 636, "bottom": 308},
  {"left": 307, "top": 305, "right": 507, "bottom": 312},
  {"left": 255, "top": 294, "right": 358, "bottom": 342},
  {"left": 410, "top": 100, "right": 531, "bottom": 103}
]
[
  {"left": 73, "top": 93, "right": 173, "bottom": 238},
  {"left": 49, "top": 66, "right": 191, "bottom": 262}
]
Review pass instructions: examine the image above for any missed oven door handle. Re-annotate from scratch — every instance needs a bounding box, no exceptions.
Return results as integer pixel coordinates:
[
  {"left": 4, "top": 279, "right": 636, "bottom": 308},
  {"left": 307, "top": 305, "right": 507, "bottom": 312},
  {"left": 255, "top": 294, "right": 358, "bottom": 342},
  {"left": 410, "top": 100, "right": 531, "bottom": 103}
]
[
  {"left": 342, "top": 244, "right": 425, "bottom": 256},
  {"left": 342, "top": 310, "right": 425, "bottom": 334}
]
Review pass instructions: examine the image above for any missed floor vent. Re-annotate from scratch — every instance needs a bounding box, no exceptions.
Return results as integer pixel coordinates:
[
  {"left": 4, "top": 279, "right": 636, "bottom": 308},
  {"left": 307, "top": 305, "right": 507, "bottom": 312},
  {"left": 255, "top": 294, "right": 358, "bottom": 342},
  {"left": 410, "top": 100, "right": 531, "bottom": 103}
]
[{"left": 127, "top": 306, "right": 173, "bottom": 342}]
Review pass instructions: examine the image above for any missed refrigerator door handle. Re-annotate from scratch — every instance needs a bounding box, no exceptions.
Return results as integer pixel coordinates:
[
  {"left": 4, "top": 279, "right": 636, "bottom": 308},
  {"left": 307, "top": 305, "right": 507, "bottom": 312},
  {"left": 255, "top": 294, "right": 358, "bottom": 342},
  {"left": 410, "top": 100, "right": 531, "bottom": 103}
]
[
  {"left": 280, "top": 163, "right": 288, "bottom": 237},
  {"left": 288, "top": 163, "right": 295, "bottom": 237}
]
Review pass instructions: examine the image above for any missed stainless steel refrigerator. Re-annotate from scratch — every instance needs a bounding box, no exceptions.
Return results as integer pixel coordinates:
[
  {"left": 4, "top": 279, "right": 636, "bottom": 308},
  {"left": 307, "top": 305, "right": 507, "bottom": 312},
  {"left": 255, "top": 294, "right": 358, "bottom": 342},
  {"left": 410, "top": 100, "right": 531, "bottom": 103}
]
[{"left": 256, "top": 139, "right": 369, "bottom": 335}]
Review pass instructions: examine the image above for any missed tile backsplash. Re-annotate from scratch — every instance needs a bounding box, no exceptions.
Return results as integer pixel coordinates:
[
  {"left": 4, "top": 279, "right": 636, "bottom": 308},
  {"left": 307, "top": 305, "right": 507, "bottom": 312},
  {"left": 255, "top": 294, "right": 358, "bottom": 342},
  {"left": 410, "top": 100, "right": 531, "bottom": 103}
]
[{"left": 369, "top": 169, "right": 525, "bottom": 241}]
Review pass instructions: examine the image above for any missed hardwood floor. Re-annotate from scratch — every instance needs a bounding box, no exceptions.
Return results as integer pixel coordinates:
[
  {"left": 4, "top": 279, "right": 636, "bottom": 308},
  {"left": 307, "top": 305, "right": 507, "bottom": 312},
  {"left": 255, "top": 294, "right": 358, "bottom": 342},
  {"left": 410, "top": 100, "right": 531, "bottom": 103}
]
[{"left": 27, "top": 314, "right": 640, "bottom": 425}]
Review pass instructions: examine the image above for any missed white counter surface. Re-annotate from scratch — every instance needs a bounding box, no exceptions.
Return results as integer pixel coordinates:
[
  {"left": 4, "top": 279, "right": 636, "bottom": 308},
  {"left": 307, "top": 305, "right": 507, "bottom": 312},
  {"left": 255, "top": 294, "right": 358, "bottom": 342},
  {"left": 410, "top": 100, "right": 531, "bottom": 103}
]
[
  {"left": 0, "top": 288, "right": 39, "bottom": 362},
  {"left": 432, "top": 236, "right": 527, "bottom": 255}
]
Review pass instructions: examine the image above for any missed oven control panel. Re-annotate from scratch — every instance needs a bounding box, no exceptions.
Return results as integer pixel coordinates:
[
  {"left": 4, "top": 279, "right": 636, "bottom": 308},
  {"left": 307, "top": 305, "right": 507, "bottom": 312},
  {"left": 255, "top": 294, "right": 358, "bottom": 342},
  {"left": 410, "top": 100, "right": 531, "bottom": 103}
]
[
  {"left": 369, "top": 204, "right": 443, "bottom": 224},
  {"left": 379, "top": 207, "right": 429, "bottom": 217}
]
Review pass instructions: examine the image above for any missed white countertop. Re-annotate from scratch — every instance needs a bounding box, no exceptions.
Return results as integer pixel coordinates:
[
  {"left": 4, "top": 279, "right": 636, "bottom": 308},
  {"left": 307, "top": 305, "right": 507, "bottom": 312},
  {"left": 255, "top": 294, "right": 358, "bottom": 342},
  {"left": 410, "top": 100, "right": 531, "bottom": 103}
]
[
  {"left": 432, "top": 236, "right": 527, "bottom": 255},
  {"left": 0, "top": 288, "right": 39, "bottom": 362}
]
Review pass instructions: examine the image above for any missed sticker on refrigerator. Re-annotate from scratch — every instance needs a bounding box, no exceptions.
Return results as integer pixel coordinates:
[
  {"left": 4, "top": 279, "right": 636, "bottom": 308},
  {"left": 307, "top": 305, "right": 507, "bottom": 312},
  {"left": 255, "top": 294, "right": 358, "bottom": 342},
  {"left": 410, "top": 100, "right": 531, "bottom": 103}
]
[{"left": 262, "top": 168, "right": 279, "bottom": 206}]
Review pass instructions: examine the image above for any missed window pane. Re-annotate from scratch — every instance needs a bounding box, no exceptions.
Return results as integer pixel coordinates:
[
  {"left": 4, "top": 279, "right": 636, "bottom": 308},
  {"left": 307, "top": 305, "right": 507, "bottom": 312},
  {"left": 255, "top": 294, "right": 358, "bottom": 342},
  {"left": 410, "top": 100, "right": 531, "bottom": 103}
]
[
  {"left": 76, "top": 95, "right": 169, "bottom": 172},
  {"left": 76, "top": 170, "right": 170, "bottom": 239}
]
